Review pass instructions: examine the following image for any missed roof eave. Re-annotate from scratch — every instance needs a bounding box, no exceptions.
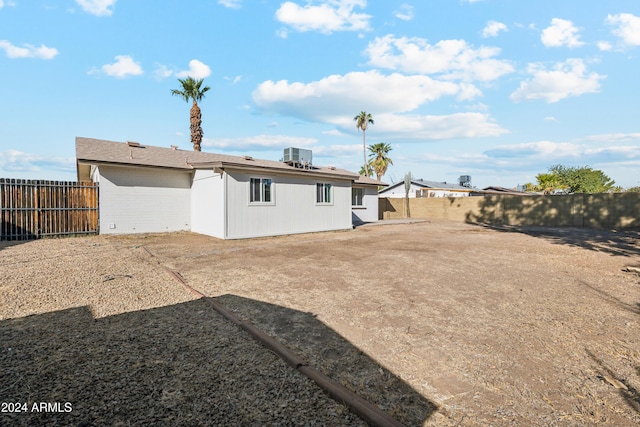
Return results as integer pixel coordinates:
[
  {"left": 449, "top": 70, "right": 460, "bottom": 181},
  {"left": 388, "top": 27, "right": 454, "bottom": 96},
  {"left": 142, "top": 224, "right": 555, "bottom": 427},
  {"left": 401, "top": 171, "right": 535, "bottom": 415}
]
[{"left": 189, "top": 161, "right": 358, "bottom": 180}]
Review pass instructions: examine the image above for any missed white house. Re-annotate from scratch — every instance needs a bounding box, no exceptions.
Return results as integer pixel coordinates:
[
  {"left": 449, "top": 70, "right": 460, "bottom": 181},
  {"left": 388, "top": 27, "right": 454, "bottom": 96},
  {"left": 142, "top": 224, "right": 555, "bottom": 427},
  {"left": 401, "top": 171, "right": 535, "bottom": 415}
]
[
  {"left": 76, "top": 137, "right": 386, "bottom": 239},
  {"left": 378, "top": 179, "right": 471, "bottom": 199}
]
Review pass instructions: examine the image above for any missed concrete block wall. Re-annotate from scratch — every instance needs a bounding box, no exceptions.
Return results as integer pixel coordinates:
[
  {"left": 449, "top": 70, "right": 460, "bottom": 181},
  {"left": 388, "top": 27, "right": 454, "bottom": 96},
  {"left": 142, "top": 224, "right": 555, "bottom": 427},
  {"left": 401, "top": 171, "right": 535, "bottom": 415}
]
[{"left": 379, "top": 193, "right": 640, "bottom": 230}]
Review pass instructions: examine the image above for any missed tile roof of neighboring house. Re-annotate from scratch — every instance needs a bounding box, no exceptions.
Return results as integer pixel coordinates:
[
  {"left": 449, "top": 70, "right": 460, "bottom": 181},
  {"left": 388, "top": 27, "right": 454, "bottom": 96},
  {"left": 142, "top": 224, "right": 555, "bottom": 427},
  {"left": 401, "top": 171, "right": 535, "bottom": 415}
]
[
  {"left": 379, "top": 179, "right": 471, "bottom": 194},
  {"left": 76, "top": 137, "right": 361, "bottom": 182},
  {"left": 479, "top": 186, "right": 532, "bottom": 195}
]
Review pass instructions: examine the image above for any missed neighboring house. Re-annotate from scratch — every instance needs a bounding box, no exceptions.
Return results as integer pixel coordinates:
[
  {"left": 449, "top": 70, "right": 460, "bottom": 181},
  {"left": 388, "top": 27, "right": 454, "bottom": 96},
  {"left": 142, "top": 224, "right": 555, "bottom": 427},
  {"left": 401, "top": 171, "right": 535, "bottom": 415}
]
[
  {"left": 76, "top": 137, "right": 387, "bottom": 239},
  {"left": 378, "top": 179, "right": 471, "bottom": 198},
  {"left": 474, "top": 186, "right": 532, "bottom": 196}
]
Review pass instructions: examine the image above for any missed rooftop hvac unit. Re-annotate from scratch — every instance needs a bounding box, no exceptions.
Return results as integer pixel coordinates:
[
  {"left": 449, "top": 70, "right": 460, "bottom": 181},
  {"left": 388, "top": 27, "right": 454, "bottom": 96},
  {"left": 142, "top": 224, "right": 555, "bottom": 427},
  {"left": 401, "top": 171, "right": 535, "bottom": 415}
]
[
  {"left": 459, "top": 175, "right": 472, "bottom": 188},
  {"left": 283, "top": 147, "right": 312, "bottom": 168}
]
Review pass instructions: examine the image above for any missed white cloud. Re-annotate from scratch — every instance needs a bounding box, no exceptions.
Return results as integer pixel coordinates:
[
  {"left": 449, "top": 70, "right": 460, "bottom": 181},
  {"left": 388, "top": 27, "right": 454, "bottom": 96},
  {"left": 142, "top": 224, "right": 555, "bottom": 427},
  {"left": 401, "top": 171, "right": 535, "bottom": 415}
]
[
  {"left": 253, "top": 70, "right": 463, "bottom": 121},
  {"left": 364, "top": 35, "right": 514, "bottom": 82},
  {"left": 0, "top": 1, "right": 17, "bottom": 8},
  {"left": 597, "top": 41, "right": 612, "bottom": 51},
  {"left": 482, "top": 20, "right": 507, "bottom": 38},
  {"left": 486, "top": 140, "right": 582, "bottom": 159},
  {"left": 275, "top": 0, "right": 371, "bottom": 34},
  {"left": 75, "top": 0, "right": 116, "bottom": 16},
  {"left": 394, "top": 4, "right": 414, "bottom": 21},
  {"left": 510, "top": 58, "right": 604, "bottom": 103},
  {"left": 0, "top": 150, "right": 75, "bottom": 173},
  {"left": 541, "top": 18, "right": 584, "bottom": 48},
  {"left": 218, "top": 0, "right": 241, "bottom": 9},
  {"left": 202, "top": 134, "right": 318, "bottom": 151},
  {"left": 176, "top": 59, "right": 211, "bottom": 79},
  {"left": 362, "top": 112, "right": 508, "bottom": 140},
  {"left": 607, "top": 13, "right": 640, "bottom": 46},
  {"left": 224, "top": 75, "right": 242, "bottom": 85},
  {"left": 252, "top": 70, "right": 506, "bottom": 140},
  {"left": 96, "top": 55, "right": 143, "bottom": 78},
  {"left": 0, "top": 40, "right": 58, "bottom": 59}
]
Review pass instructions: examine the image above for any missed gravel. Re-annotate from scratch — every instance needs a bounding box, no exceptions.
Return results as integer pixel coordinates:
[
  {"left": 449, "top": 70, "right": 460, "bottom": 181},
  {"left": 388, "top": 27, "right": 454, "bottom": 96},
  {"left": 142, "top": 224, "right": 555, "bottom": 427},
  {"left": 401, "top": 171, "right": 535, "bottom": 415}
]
[{"left": 0, "top": 237, "right": 367, "bottom": 426}]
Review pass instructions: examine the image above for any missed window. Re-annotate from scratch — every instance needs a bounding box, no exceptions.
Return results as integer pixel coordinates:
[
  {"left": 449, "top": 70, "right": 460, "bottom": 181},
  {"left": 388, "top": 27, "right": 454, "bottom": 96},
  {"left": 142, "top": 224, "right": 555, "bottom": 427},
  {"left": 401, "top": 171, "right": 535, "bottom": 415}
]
[
  {"left": 316, "top": 183, "right": 332, "bottom": 204},
  {"left": 250, "top": 178, "right": 272, "bottom": 203},
  {"left": 352, "top": 187, "right": 364, "bottom": 206}
]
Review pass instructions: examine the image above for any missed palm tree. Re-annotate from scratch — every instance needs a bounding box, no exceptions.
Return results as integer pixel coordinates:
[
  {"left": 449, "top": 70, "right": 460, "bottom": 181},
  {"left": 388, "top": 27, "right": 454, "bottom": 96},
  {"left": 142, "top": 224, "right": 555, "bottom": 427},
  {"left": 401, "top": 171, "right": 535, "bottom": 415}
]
[
  {"left": 358, "top": 163, "right": 374, "bottom": 177},
  {"left": 353, "top": 111, "right": 374, "bottom": 176},
  {"left": 171, "top": 77, "right": 211, "bottom": 151},
  {"left": 368, "top": 142, "right": 393, "bottom": 182}
]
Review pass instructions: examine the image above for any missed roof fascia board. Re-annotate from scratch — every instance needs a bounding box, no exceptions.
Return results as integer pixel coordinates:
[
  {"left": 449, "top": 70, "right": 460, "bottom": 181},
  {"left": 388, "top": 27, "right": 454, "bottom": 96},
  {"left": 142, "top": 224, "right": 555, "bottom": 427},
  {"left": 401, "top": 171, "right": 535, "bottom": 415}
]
[{"left": 191, "top": 162, "right": 357, "bottom": 181}]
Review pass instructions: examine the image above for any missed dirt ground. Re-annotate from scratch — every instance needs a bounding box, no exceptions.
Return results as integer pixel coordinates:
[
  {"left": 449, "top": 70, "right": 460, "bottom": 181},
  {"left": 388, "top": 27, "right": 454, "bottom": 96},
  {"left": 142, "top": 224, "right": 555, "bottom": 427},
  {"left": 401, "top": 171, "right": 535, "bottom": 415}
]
[{"left": 2, "top": 220, "right": 640, "bottom": 426}]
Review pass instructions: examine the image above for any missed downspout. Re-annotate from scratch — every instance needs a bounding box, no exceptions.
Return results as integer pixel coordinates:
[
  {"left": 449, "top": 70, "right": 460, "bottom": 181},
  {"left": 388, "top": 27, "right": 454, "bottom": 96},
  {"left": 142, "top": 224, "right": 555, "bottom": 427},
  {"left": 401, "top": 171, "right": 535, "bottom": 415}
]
[{"left": 223, "top": 169, "right": 229, "bottom": 239}]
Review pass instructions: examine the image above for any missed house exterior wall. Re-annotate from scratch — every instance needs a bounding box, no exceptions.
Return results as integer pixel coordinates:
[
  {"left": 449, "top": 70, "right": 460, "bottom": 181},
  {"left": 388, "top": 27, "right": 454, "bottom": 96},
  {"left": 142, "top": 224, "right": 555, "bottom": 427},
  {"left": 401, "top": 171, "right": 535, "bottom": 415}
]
[
  {"left": 419, "top": 189, "right": 469, "bottom": 198},
  {"left": 379, "top": 183, "right": 423, "bottom": 198},
  {"left": 190, "top": 168, "right": 225, "bottom": 238},
  {"left": 223, "top": 170, "right": 352, "bottom": 239},
  {"left": 351, "top": 185, "right": 379, "bottom": 223},
  {"left": 96, "top": 165, "right": 191, "bottom": 234}
]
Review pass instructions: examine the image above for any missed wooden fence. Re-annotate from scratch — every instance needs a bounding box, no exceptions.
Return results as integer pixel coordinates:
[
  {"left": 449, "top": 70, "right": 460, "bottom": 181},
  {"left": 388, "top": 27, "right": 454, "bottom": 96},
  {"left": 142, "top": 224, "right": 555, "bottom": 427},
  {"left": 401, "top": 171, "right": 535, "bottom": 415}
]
[{"left": 0, "top": 179, "right": 99, "bottom": 240}]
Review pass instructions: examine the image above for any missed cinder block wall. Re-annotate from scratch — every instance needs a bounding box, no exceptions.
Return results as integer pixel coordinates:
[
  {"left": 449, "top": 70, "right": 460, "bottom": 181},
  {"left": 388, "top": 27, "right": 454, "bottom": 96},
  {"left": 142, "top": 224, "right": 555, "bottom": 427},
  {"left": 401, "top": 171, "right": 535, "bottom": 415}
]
[{"left": 379, "top": 193, "right": 640, "bottom": 230}]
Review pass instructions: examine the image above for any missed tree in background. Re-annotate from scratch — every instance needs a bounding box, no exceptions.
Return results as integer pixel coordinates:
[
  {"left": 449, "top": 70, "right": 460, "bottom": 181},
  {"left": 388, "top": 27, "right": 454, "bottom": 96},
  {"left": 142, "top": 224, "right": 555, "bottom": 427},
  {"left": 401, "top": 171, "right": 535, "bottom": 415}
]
[
  {"left": 353, "top": 111, "right": 374, "bottom": 176},
  {"left": 359, "top": 163, "right": 374, "bottom": 177},
  {"left": 368, "top": 142, "right": 393, "bottom": 182},
  {"left": 171, "top": 77, "right": 211, "bottom": 151},
  {"left": 527, "top": 165, "right": 616, "bottom": 194}
]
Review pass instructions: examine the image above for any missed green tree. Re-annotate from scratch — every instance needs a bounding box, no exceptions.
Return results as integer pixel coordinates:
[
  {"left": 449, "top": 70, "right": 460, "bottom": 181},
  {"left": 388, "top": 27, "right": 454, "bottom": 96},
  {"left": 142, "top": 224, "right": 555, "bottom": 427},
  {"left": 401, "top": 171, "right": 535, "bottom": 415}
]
[
  {"left": 353, "top": 111, "right": 374, "bottom": 177},
  {"left": 359, "top": 163, "right": 374, "bottom": 177},
  {"left": 626, "top": 186, "right": 640, "bottom": 193},
  {"left": 368, "top": 143, "right": 393, "bottom": 182},
  {"left": 171, "top": 77, "right": 211, "bottom": 151},
  {"left": 533, "top": 165, "right": 616, "bottom": 194},
  {"left": 535, "top": 172, "right": 566, "bottom": 195}
]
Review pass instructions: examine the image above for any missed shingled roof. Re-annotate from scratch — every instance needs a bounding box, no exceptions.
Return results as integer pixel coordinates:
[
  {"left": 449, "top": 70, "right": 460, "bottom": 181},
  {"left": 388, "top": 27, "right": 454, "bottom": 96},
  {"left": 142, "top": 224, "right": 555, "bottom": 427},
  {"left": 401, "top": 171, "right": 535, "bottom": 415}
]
[{"left": 76, "top": 137, "right": 360, "bottom": 181}]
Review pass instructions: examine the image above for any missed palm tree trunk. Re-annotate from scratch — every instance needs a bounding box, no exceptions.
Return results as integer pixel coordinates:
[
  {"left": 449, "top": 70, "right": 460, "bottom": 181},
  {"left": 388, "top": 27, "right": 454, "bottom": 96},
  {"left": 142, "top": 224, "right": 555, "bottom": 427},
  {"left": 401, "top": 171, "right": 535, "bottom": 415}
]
[
  {"left": 362, "top": 131, "right": 367, "bottom": 177},
  {"left": 190, "top": 101, "right": 203, "bottom": 152}
]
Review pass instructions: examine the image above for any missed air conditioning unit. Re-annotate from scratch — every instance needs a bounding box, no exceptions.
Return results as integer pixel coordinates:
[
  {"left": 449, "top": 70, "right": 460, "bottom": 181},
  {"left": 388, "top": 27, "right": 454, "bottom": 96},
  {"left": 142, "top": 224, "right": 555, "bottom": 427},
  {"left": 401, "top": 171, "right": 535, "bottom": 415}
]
[
  {"left": 459, "top": 175, "right": 472, "bottom": 188},
  {"left": 283, "top": 148, "right": 312, "bottom": 167}
]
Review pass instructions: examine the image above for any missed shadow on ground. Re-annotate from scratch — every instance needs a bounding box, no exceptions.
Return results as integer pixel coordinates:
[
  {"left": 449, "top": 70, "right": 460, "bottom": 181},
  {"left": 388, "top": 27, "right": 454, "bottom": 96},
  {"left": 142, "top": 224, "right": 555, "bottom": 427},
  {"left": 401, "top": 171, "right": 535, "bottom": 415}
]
[
  {"left": 468, "top": 223, "right": 640, "bottom": 258},
  {"left": 586, "top": 349, "right": 640, "bottom": 414},
  {"left": 1, "top": 298, "right": 436, "bottom": 426}
]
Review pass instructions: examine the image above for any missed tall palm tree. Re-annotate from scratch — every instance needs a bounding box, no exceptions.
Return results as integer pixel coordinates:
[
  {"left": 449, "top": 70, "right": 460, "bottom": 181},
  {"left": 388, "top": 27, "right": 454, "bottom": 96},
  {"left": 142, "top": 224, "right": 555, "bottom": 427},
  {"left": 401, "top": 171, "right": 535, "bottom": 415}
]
[
  {"left": 353, "top": 111, "right": 374, "bottom": 176},
  {"left": 171, "top": 77, "right": 211, "bottom": 151},
  {"left": 368, "top": 142, "right": 393, "bottom": 182}
]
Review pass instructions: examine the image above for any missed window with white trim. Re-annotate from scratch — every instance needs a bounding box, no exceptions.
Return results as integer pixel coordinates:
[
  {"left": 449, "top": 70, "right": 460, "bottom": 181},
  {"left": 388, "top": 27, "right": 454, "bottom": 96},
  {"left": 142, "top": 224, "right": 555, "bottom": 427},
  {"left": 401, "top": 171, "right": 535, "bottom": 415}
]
[
  {"left": 352, "top": 187, "right": 364, "bottom": 206},
  {"left": 316, "top": 183, "right": 332, "bottom": 204},
  {"left": 250, "top": 178, "right": 272, "bottom": 203}
]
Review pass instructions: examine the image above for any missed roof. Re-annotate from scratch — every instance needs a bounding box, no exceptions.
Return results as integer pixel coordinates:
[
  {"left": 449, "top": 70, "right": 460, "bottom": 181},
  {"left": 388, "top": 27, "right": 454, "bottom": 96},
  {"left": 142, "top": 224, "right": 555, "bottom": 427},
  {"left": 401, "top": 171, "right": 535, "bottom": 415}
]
[
  {"left": 76, "top": 137, "right": 360, "bottom": 182},
  {"left": 353, "top": 174, "right": 389, "bottom": 187},
  {"left": 480, "top": 186, "right": 530, "bottom": 195},
  {"left": 379, "top": 179, "right": 471, "bottom": 194}
]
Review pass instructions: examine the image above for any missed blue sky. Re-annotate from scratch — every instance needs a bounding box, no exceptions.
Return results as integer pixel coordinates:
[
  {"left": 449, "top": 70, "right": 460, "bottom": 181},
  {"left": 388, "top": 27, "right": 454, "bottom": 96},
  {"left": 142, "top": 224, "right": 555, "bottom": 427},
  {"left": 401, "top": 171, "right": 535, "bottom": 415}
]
[{"left": 1, "top": 0, "right": 640, "bottom": 189}]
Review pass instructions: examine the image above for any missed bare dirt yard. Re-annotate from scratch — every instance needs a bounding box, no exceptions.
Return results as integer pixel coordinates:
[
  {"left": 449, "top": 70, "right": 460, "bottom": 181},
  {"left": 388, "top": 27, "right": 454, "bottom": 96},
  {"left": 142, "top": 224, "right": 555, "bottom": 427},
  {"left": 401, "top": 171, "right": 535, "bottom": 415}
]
[{"left": 2, "top": 220, "right": 639, "bottom": 426}]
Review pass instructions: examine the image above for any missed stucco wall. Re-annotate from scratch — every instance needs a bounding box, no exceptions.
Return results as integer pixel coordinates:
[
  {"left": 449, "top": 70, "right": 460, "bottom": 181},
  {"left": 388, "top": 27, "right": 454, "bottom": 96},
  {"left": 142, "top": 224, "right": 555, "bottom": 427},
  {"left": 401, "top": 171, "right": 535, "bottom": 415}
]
[
  {"left": 190, "top": 169, "right": 225, "bottom": 238},
  {"left": 379, "top": 193, "right": 640, "bottom": 230},
  {"left": 224, "top": 170, "right": 352, "bottom": 239},
  {"left": 352, "top": 186, "right": 380, "bottom": 223},
  {"left": 97, "top": 165, "right": 191, "bottom": 234}
]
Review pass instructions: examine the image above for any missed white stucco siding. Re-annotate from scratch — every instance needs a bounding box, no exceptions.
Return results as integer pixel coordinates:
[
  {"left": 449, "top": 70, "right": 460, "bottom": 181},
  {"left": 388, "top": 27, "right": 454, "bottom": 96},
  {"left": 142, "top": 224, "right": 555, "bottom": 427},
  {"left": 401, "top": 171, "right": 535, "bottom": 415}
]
[
  {"left": 224, "top": 171, "right": 352, "bottom": 239},
  {"left": 190, "top": 169, "right": 225, "bottom": 238},
  {"left": 351, "top": 186, "right": 379, "bottom": 223},
  {"left": 97, "top": 165, "right": 191, "bottom": 234}
]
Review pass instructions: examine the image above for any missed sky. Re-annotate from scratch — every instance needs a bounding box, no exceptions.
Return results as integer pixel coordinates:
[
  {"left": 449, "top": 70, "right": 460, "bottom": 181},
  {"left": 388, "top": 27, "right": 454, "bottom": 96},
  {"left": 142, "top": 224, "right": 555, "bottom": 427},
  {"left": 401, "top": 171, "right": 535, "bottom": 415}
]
[{"left": 1, "top": 0, "right": 640, "bottom": 189}]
